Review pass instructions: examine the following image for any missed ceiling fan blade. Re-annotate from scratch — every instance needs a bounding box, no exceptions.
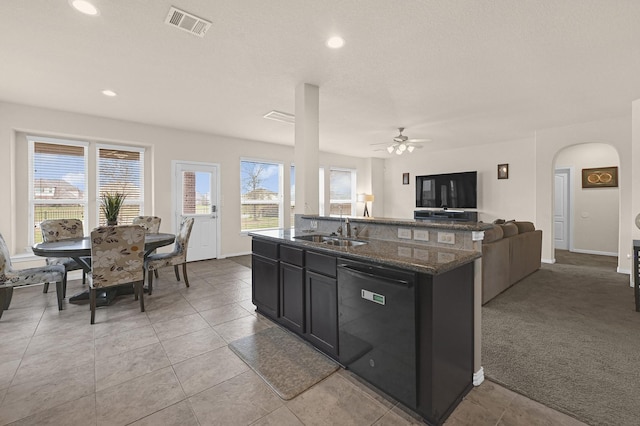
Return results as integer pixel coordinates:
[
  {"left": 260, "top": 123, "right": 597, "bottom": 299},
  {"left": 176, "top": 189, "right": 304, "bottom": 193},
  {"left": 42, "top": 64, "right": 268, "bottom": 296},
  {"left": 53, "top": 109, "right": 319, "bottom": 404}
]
[{"left": 407, "top": 138, "right": 431, "bottom": 143}]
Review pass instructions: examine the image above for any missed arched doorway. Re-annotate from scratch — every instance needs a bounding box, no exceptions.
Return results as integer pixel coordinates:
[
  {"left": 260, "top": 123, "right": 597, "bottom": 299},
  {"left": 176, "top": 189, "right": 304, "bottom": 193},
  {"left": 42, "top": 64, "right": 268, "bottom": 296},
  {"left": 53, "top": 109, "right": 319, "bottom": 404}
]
[{"left": 552, "top": 143, "right": 620, "bottom": 261}]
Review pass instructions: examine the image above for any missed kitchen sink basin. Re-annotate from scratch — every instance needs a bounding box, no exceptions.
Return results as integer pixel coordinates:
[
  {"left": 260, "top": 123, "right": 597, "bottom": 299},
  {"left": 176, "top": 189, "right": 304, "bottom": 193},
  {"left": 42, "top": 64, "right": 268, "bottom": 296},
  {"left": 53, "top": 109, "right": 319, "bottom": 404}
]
[{"left": 293, "top": 234, "right": 367, "bottom": 247}]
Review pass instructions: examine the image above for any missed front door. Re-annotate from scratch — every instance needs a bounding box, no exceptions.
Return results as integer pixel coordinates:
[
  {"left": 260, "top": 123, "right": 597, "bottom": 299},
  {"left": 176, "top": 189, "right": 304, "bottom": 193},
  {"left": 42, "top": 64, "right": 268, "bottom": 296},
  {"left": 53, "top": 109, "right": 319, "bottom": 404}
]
[{"left": 174, "top": 162, "right": 219, "bottom": 261}]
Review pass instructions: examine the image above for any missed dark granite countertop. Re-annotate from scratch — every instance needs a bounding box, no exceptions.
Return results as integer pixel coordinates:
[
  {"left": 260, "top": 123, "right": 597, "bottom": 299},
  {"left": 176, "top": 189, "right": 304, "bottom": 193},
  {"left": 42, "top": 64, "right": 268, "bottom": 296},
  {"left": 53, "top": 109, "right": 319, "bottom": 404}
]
[
  {"left": 249, "top": 229, "right": 481, "bottom": 275},
  {"left": 300, "top": 214, "right": 493, "bottom": 231}
]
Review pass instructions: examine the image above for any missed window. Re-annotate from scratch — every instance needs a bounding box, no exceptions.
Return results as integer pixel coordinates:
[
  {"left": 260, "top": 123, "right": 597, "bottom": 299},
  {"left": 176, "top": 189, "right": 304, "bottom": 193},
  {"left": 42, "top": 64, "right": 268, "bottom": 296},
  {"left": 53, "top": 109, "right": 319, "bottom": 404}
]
[
  {"left": 97, "top": 145, "right": 144, "bottom": 225},
  {"left": 29, "top": 137, "right": 88, "bottom": 244},
  {"left": 329, "top": 168, "right": 356, "bottom": 215},
  {"left": 240, "top": 160, "right": 283, "bottom": 231},
  {"left": 27, "top": 137, "right": 145, "bottom": 245}
]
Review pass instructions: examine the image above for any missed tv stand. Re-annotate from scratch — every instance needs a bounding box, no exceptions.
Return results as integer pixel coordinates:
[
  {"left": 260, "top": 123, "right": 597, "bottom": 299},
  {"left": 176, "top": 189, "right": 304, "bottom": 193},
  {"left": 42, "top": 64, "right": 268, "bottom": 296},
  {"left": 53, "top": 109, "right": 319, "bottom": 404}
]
[{"left": 414, "top": 209, "right": 478, "bottom": 222}]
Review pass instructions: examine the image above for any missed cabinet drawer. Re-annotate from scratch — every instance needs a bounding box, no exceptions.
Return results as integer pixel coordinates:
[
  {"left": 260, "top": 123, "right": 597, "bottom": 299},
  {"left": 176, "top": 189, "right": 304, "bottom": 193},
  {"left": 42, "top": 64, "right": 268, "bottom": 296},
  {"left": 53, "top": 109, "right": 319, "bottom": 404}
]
[
  {"left": 306, "top": 251, "right": 337, "bottom": 277},
  {"left": 252, "top": 238, "right": 278, "bottom": 259},
  {"left": 280, "top": 244, "right": 304, "bottom": 266}
]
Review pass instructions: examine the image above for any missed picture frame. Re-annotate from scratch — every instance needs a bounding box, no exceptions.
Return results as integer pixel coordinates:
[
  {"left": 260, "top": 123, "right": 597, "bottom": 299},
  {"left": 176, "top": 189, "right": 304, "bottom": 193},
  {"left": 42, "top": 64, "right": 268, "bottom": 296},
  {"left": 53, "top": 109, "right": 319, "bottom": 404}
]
[
  {"left": 582, "top": 166, "right": 618, "bottom": 188},
  {"left": 497, "top": 164, "right": 509, "bottom": 180},
  {"left": 402, "top": 172, "right": 410, "bottom": 185}
]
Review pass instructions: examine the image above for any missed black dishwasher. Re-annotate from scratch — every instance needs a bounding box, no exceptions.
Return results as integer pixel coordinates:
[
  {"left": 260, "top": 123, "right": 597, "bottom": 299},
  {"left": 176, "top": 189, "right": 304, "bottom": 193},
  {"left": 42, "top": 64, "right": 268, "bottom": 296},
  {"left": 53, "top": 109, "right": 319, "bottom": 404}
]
[{"left": 337, "top": 259, "right": 417, "bottom": 408}]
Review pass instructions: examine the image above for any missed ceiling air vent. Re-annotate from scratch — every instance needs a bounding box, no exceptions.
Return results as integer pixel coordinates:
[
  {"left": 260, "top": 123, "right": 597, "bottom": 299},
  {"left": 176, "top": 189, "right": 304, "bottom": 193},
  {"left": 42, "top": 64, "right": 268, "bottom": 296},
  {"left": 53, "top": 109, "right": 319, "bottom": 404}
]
[
  {"left": 165, "top": 6, "right": 211, "bottom": 38},
  {"left": 263, "top": 110, "right": 295, "bottom": 124}
]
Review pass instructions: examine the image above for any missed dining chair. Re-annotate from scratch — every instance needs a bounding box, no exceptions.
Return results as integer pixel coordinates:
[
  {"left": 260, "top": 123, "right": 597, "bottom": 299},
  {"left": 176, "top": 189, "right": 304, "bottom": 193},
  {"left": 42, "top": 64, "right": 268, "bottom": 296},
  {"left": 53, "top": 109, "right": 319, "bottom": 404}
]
[
  {"left": 132, "top": 216, "right": 161, "bottom": 278},
  {"left": 132, "top": 216, "right": 161, "bottom": 233},
  {"left": 144, "top": 217, "right": 194, "bottom": 295},
  {"left": 0, "top": 233, "right": 66, "bottom": 319},
  {"left": 89, "top": 225, "right": 146, "bottom": 324},
  {"left": 40, "top": 219, "right": 87, "bottom": 296}
]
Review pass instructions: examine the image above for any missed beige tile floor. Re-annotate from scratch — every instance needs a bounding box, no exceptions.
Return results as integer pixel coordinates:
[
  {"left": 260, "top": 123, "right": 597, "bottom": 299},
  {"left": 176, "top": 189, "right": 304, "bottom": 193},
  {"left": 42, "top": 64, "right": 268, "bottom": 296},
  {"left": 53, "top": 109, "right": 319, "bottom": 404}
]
[{"left": 0, "top": 258, "right": 586, "bottom": 426}]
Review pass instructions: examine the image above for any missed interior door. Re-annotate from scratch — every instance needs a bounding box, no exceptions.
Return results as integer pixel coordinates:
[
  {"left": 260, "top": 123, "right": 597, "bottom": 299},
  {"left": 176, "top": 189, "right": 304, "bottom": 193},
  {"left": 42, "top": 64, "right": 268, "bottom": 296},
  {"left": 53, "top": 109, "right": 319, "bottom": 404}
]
[
  {"left": 175, "top": 162, "right": 219, "bottom": 261},
  {"left": 554, "top": 169, "right": 570, "bottom": 251}
]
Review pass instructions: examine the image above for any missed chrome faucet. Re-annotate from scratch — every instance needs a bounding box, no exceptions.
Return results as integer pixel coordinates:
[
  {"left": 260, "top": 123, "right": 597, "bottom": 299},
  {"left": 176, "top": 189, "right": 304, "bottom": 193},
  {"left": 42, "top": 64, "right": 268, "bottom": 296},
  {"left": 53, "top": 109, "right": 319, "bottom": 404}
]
[{"left": 345, "top": 218, "right": 351, "bottom": 238}]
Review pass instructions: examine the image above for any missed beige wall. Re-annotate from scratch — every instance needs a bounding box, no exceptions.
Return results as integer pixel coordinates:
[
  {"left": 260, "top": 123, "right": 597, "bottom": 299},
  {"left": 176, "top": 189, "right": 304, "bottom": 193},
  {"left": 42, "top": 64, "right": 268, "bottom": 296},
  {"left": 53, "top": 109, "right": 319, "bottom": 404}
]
[
  {"left": 535, "top": 116, "right": 632, "bottom": 272},
  {"left": 555, "top": 143, "right": 620, "bottom": 255},
  {"left": 381, "top": 115, "right": 632, "bottom": 273},
  {"left": 382, "top": 137, "right": 537, "bottom": 223},
  {"left": 633, "top": 100, "right": 640, "bottom": 246},
  {"left": 0, "top": 101, "right": 368, "bottom": 261}
]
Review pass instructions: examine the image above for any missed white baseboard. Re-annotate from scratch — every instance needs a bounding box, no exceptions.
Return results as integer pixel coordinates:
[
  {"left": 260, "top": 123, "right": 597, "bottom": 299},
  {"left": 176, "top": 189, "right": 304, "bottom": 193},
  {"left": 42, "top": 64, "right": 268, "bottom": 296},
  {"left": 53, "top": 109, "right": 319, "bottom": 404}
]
[
  {"left": 222, "top": 251, "right": 252, "bottom": 259},
  {"left": 542, "top": 258, "right": 555, "bottom": 264},
  {"left": 570, "top": 248, "right": 618, "bottom": 257},
  {"left": 473, "top": 367, "right": 484, "bottom": 386},
  {"left": 617, "top": 267, "right": 631, "bottom": 275}
]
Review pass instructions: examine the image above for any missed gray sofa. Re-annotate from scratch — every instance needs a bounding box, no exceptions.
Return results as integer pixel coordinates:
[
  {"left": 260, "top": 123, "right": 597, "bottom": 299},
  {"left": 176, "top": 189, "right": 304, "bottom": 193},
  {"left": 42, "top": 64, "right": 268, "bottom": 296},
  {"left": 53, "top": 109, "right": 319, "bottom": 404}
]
[{"left": 481, "top": 221, "right": 542, "bottom": 304}]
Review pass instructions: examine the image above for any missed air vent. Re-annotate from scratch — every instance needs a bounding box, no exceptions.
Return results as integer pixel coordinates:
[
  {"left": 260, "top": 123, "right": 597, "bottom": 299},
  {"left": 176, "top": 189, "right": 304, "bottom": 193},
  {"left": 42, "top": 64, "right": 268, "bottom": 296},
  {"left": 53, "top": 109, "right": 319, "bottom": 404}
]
[
  {"left": 263, "top": 110, "right": 295, "bottom": 124},
  {"left": 165, "top": 6, "right": 211, "bottom": 38}
]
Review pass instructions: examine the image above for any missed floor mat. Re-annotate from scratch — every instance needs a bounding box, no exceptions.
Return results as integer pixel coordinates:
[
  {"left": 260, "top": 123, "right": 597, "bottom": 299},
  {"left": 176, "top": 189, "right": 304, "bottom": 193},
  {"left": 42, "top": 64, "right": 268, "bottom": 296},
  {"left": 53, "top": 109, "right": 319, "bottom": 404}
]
[{"left": 229, "top": 326, "right": 339, "bottom": 400}]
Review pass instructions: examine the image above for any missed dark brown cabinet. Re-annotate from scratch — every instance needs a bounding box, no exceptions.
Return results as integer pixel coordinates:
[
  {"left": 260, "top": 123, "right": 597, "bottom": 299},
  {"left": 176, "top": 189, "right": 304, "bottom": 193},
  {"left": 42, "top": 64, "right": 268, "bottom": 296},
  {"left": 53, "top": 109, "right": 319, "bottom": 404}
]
[
  {"left": 305, "top": 251, "right": 338, "bottom": 357},
  {"left": 280, "top": 263, "right": 304, "bottom": 332},
  {"left": 305, "top": 270, "right": 338, "bottom": 357},
  {"left": 251, "top": 239, "right": 279, "bottom": 318},
  {"left": 279, "top": 245, "right": 305, "bottom": 334}
]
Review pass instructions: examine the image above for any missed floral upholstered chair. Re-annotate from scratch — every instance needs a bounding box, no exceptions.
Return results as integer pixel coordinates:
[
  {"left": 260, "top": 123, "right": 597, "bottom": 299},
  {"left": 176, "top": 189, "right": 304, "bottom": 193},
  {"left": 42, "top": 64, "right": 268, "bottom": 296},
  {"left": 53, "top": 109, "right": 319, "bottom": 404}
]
[
  {"left": 40, "top": 219, "right": 87, "bottom": 295},
  {"left": 0, "top": 233, "right": 66, "bottom": 319},
  {"left": 144, "top": 217, "right": 194, "bottom": 296},
  {"left": 132, "top": 216, "right": 162, "bottom": 278},
  {"left": 132, "top": 216, "right": 161, "bottom": 233},
  {"left": 89, "top": 225, "right": 146, "bottom": 324}
]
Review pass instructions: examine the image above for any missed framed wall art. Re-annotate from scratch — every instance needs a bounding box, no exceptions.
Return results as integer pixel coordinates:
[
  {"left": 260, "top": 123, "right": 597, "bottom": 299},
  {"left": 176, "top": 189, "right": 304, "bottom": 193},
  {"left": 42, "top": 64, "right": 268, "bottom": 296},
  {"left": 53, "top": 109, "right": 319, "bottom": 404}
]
[
  {"left": 581, "top": 166, "right": 618, "bottom": 188},
  {"left": 497, "top": 164, "right": 509, "bottom": 180}
]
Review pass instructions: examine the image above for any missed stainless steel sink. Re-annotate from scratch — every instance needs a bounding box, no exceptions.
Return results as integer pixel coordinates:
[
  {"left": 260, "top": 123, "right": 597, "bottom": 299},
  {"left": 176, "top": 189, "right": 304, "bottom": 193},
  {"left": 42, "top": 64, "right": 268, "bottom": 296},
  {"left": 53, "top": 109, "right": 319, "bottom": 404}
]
[{"left": 293, "top": 235, "right": 367, "bottom": 247}]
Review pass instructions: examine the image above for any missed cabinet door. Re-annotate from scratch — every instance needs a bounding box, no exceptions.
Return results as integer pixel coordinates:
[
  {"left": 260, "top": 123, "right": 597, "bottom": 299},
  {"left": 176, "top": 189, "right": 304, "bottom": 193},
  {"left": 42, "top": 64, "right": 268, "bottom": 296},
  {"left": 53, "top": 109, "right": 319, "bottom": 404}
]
[
  {"left": 252, "top": 254, "right": 279, "bottom": 319},
  {"left": 279, "top": 262, "right": 305, "bottom": 334},
  {"left": 305, "top": 270, "right": 338, "bottom": 357}
]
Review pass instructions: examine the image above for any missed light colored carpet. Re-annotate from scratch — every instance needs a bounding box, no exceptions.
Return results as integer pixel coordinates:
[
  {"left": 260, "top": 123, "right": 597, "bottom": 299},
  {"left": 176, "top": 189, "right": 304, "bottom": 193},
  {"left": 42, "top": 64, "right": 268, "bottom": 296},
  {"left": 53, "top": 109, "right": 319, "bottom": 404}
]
[
  {"left": 482, "top": 260, "right": 640, "bottom": 426},
  {"left": 229, "top": 326, "right": 339, "bottom": 400}
]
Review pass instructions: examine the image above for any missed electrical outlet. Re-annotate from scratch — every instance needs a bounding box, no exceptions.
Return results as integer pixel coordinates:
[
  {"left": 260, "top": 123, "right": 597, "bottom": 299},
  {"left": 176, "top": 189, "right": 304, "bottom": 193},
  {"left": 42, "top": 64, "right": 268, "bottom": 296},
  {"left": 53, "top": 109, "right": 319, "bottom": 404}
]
[
  {"left": 398, "top": 228, "right": 412, "bottom": 239},
  {"left": 414, "top": 230, "right": 429, "bottom": 241},
  {"left": 437, "top": 232, "right": 455, "bottom": 244},
  {"left": 398, "top": 246, "right": 412, "bottom": 257},
  {"left": 310, "top": 220, "right": 317, "bottom": 229}
]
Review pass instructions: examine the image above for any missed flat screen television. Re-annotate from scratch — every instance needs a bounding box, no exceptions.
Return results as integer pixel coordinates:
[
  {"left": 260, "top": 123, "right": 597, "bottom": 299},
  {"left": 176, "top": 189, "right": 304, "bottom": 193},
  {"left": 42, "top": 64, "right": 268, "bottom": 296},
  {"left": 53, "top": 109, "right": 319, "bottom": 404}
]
[{"left": 415, "top": 171, "right": 477, "bottom": 209}]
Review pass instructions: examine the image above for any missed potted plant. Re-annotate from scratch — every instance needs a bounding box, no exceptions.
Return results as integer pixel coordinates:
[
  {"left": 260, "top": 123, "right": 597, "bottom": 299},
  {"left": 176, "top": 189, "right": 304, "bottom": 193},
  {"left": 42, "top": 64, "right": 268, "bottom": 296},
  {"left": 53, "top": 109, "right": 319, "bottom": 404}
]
[{"left": 101, "top": 192, "right": 126, "bottom": 225}]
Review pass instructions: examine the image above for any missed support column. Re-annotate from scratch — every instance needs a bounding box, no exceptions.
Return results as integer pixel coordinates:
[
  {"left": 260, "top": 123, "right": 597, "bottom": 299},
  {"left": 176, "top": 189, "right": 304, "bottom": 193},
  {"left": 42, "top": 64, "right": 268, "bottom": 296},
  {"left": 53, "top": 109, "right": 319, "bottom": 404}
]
[{"left": 294, "top": 83, "right": 320, "bottom": 215}]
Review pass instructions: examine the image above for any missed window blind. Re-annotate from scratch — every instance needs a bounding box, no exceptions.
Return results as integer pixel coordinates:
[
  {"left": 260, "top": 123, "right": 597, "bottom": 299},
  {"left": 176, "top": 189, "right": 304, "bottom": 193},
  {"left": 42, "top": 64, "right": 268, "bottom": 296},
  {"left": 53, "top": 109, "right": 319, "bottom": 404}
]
[
  {"left": 97, "top": 146, "right": 144, "bottom": 225},
  {"left": 30, "top": 140, "right": 88, "bottom": 244}
]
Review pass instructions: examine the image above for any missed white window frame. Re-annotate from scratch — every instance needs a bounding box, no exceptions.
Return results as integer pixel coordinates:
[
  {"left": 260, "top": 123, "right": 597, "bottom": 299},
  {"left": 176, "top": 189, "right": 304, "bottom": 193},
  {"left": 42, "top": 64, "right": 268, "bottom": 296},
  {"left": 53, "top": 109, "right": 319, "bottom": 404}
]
[
  {"left": 329, "top": 167, "right": 357, "bottom": 216},
  {"left": 27, "top": 136, "right": 89, "bottom": 246},
  {"left": 240, "top": 158, "right": 284, "bottom": 232},
  {"left": 95, "top": 143, "right": 145, "bottom": 225}
]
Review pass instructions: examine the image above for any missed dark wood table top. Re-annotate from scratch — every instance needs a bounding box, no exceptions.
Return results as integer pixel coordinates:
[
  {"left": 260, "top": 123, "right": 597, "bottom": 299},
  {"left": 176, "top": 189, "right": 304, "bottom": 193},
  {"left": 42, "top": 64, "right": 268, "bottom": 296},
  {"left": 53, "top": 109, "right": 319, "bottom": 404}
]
[{"left": 32, "top": 232, "right": 175, "bottom": 258}]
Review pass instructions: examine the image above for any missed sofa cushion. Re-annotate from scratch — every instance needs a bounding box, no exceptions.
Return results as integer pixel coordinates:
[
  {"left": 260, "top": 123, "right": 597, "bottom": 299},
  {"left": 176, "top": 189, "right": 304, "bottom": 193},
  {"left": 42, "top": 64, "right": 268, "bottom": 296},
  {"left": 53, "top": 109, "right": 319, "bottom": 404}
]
[
  {"left": 500, "top": 222, "right": 519, "bottom": 237},
  {"left": 513, "top": 221, "right": 535, "bottom": 233},
  {"left": 492, "top": 218, "right": 505, "bottom": 224},
  {"left": 483, "top": 225, "right": 504, "bottom": 243}
]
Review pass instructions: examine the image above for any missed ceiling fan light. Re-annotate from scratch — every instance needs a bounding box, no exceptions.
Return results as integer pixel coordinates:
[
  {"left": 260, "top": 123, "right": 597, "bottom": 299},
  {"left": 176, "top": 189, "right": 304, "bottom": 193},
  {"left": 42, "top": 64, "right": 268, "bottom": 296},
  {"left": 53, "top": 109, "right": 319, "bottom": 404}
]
[
  {"left": 398, "top": 143, "right": 407, "bottom": 152},
  {"left": 407, "top": 145, "right": 415, "bottom": 153},
  {"left": 396, "top": 149, "right": 402, "bottom": 155},
  {"left": 387, "top": 146, "right": 394, "bottom": 153}
]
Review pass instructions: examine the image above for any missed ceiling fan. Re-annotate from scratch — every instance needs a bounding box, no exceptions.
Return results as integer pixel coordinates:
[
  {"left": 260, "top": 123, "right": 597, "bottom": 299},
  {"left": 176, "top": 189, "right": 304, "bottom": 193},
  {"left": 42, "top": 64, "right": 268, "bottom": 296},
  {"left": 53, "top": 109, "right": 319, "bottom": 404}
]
[{"left": 372, "top": 128, "right": 431, "bottom": 155}]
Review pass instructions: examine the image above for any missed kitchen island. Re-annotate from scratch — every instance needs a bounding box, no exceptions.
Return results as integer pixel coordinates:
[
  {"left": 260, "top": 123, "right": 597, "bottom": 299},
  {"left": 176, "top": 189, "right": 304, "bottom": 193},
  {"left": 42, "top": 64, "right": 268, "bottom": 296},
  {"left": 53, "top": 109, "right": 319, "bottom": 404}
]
[{"left": 250, "top": 216, "right": 488, "bottom": 425}]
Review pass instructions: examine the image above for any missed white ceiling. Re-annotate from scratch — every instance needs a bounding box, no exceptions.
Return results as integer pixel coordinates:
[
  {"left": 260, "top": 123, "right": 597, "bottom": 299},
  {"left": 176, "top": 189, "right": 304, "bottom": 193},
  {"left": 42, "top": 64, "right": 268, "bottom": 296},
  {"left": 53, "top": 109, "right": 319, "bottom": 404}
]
[{"left": 1, "top": 0, "right": 639, "bottom": 158}]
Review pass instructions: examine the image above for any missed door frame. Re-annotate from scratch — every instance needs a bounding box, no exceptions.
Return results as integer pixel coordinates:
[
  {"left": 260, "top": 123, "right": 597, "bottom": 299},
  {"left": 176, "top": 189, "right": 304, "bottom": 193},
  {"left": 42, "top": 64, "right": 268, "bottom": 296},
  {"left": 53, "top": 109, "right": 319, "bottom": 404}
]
[
  {"left": 554, "top": 167, "right": 574, "bottom": 254},
  {"left": 171, "top": 160, "right": 221, "bottom": 260}
]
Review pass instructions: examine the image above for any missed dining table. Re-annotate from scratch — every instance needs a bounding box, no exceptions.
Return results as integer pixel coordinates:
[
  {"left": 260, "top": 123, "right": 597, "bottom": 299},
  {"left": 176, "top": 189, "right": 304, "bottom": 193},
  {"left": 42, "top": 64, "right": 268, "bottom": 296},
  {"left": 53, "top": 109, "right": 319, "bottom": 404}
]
[{"left": 32, "top": 232, "right": 175, "bottom": 307}]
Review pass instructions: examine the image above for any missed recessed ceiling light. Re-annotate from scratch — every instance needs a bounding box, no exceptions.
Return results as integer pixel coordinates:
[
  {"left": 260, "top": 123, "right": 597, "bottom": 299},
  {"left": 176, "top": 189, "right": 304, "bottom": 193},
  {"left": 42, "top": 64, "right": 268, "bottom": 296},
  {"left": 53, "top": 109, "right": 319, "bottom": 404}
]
[
  {"left": 326, "top": 36, "right": 345, "bottom": 49},
  {"left": 69, "top": 0, "right": 99, "bottom": 16},
  {"left": 101, "top": 89, "right": 117, "bottom": 97}
]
